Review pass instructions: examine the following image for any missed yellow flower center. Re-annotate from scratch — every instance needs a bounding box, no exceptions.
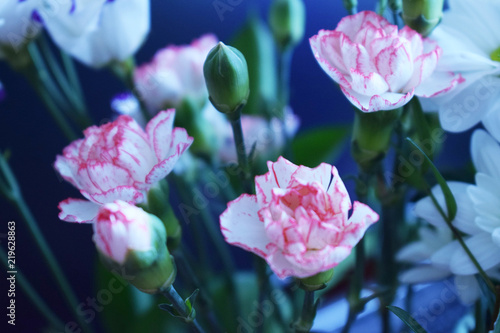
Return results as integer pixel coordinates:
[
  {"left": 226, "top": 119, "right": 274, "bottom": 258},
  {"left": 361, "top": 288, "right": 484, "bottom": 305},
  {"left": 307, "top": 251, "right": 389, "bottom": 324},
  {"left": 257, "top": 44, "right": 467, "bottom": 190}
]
[{"left": 490, "top": 46, "right": 500, "bottom": 62}]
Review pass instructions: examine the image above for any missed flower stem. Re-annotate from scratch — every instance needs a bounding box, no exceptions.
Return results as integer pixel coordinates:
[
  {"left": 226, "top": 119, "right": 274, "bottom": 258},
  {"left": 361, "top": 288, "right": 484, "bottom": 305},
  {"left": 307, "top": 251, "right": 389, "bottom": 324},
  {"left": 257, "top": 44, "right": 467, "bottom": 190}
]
[
  {"left": 0, "top": 154, "right": 94, "bottom": 333},
  {"left": 160, "top": 285, "right": 205, "bottom": 333},
  {"left": 276, "top": 47, "right": 293, "bottom": 159},
  {"left": 0, "top": 248, "right": 65, "bottom": 331},
  {"left": 295, "top": 290, "right": 316, "bottom": 333},
  {"left": 226, "top": 107, "right": 253, "bottom": 194}
]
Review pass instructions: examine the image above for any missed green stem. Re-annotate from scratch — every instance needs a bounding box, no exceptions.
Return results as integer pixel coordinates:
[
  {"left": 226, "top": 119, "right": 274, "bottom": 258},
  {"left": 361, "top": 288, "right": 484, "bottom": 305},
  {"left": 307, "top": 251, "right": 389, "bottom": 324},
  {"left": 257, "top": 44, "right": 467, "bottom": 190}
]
[
  {"left": 0, "top": 155, "right": 94, "bottom": 333},
  {"left": 295, "top": 290, "right": 316, "bottom": 333},
  {"left": 37, "top": 35, "right": 91, "bottom": 129},
  {"left": 21, "top": 60, "right": 78, "bottom": 141},
  {"left": 277, "top": 48, "right": 293, "bottom": 159},
  {"left": 160, "top": 285, "right": 205, "bottom": 333},
  {"left": 427, "top": 190, "right": 497, "bottom": 295},
  {"left": 227, "top": 108, "right": 253, "bottom": 194},
  {"left": 61, "top": 50, "right": 86, "bottom": 107},
  {"left": 0, "top": 248, "right": 65, "bottom": 331}
]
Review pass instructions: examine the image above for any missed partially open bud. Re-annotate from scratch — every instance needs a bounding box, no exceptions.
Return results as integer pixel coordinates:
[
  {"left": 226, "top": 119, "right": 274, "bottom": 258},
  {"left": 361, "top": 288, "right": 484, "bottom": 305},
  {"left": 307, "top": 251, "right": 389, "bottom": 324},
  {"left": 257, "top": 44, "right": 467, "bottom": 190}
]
[
  {"left": 269, "top": 0, "right": 305, "bottom": 50},
  {"left": 402, "top": 0, "right": 444, "bottom": 37},
  {"left": 203, "top": 42, "right": 250, "bottom": 114},
  {"left": 93, "top": 201, "right": 176, "bottom": 294},
  {"left": 296, "top": 269, "right": 334, "bottom": 291}
]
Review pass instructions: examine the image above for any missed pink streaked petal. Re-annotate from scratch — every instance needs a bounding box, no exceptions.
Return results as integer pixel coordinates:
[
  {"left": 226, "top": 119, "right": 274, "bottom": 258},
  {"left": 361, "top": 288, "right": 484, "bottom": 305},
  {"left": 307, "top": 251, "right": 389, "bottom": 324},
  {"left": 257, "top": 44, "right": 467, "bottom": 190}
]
[
  {"left": 340, "top": 201, "right": 378, "bottom": 246},
  {"left": 145, "top": 138, "right": 192, "bottom": 184},
  {"left": 341, "top": 37, "right": 377, "bottom": 76},
  {"left": 255, "top": 157, "right": 299, "bottom": 205},
  {"left": 328, "top": 167, "right": 351, "bottom": 213},
  {"left": 415, "top": 71, "right": 465, "bottom": 98},
  {"left": 54, "top": 155, "right": 81, "bottom": 189},
  {"left": 289, "top": 163, "right": 332, "bottom": 191},
  {"left": 399, "top": 26, "right": 423, "bottom": 56},
  {"left": 284, "top": 245, "right": 351, "bottom": 277},
  {"left": 310, "top": 32, "right": 352, "bottom": 88},
  {"left": 340, "top": 86, "right": 414, "bottom": 112},
  {"left": 403, "top": 43, "right": 442, "bottom": 91},
  {"left": 58, "top": 198, "right": 100, "bottom": 223},
  {"left": 85, "top": 161, "right": 134, "bottom": 193},
  {"left": 146, "top": 109, "right": 176, "bottom": 161},
  {"left": 349, "top": 68, "right": 389, "bottom": 95},
  {"left": 220, "top": 194, "right": 270, "bottom": 258},
  {"left": 374, "top": 41, "right": 413, "bottom": 92},
  {"left": 265, "top": 246, "right": 311, "bottom": 279},
  {"left": 89, "top": 186, "right": 145, "bottom": 205},
  {"left": 336, "top": 11, "right": 392, "bottom": 41},
  {"left": 354, "top": 21, "right": 385, "bottom": 45}
]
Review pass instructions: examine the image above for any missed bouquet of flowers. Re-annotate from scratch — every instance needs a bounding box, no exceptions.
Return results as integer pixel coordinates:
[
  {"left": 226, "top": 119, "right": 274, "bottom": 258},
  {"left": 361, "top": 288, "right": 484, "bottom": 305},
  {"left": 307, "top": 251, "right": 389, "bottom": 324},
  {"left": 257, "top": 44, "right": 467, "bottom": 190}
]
[{"left": 1, "top": 0, "right": 500, "bottom": 332}]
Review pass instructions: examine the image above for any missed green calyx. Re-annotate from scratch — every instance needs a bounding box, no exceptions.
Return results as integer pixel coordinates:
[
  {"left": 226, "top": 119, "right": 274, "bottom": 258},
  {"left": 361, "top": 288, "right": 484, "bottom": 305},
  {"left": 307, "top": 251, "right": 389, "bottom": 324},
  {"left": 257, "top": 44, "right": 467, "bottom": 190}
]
[
  {"left": 203, "top": 42, "right": 250, "bottom": 114},
  {"left": 296, "top": 269, "right": 334, "bottom": 291},
  {"left": 402, "top": 0, "right": 444, "bottom": 36}
]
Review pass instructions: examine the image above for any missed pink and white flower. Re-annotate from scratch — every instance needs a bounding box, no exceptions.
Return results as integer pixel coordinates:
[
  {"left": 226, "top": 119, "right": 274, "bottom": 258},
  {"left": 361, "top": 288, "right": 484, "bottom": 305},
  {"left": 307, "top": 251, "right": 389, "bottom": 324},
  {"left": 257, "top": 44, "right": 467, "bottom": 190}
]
[
  {"left": 55, "top": 109, "right": 193, "bottom": 223},
  {"left": 421, "top": 0, "right": 500, "bottom": 135},
  {"left": 93, "top": 200, "right": 158, "bottom": 264},
  {"left": 309, "top": 10, "right": 463, "bottom": 112},
  {"left": 0, "top": 0, "right": 42, "bottom": 60},
  {"left": 39, "top": 0, "right": 150, "bottom": 67},
  {"left": 220, "top": 157, "right": 378, "bottom": 279},
  {"left": 134, "top": 34, "right": 218, "bottom": 113}
]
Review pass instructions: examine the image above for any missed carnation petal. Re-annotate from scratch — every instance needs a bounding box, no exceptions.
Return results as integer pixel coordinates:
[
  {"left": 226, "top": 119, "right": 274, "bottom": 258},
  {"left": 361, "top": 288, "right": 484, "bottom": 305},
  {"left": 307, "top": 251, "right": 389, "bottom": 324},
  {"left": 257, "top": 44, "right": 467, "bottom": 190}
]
[
  {"left": 403, "top": 41, "right": 441, "bottom": 92},
  {"left": 146, "top": 109, "right": 176, "bottom": 160},
  {"left": 265, "top": 247, "right": 311, "bottom": 279},
  {"left": 255, "top": 157, "right": 299, "bottom": 205},
  {"left": 58, "top": 198, "right": 100, "bottom": 223},
  {"left": 88, "top": 186, "right": 144, "bottom": 205},
  {"left": 415, "top": 71, "right": 465, "bottom": 98},
  {"left": 340, "top": 86, "right": 413, "bottom": 112},
  {"left": 220, "top": 194, "right": 270, "bottom": 258},
  {"left": 341, "top": 201, "right": 378, "bottom": 247},
  {"left": 373, "top": 39, "right": 413, "bottom": 93}
]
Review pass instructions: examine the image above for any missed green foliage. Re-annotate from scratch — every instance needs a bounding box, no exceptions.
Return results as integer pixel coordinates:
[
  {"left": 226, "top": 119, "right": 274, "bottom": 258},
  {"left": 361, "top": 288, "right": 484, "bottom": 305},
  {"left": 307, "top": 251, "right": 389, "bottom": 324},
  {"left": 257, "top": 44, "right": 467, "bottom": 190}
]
[{"left": 387, "top": 306, "right": 427, "bottom": 333}]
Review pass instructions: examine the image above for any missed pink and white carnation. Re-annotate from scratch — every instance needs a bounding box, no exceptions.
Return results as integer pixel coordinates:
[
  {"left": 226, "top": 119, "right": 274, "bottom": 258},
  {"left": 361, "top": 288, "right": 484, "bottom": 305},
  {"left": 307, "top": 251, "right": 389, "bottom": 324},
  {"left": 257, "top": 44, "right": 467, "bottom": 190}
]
[
  {"left": 220, "top": 157, "right": 379, "bottom": 279},
  {"left": 134, "top": 34, "right": 218, "bottom": 113},
  {"left": 421, "top": 0, "right": 500, "bottom": 135},
  {"left": 39, "top": 0, "right": 150, "bottom": 67},
  {"left": 55, "top": 109, "right": 193, "bottom": 223},
  {"left": 309, "top": 11, "right": 463, "bottom": 112},
  {"left": 93, "top": 200, "right": 157, "bottom": 264}
]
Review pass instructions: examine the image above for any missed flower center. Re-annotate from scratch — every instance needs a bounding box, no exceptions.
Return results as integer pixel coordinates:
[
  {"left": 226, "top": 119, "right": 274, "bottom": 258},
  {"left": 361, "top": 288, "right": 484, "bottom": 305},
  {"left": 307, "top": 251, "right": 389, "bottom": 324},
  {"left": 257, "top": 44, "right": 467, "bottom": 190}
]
[{"left": 490, "top": 46, "right": 500, "bottom": 62}]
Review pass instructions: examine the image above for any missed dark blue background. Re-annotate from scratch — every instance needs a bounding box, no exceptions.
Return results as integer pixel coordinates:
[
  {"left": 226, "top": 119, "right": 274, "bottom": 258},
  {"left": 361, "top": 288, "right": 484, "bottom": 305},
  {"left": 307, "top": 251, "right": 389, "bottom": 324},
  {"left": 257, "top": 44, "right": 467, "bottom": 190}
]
[{"left": 0, "top": 0, "right": 471, "bottom": 332}]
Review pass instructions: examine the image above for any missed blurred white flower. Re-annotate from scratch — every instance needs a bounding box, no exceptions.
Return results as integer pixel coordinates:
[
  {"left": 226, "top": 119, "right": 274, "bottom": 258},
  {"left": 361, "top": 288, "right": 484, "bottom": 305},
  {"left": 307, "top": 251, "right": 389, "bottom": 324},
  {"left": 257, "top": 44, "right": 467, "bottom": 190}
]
[
  {"left": 0, "top": 0, "right": 42, "bottom": 60},
  {"left": 39, "top": 0, "right": 150, "bottom": 67},
  {"left": 422, "top": 0, "right": 500, "bottom": 137}
]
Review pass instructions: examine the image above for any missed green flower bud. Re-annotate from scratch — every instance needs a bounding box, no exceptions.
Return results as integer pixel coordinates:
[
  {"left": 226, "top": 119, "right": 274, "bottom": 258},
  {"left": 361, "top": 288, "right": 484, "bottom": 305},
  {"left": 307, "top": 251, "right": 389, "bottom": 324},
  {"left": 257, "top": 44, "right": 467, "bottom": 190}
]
[
  {"left": 402, "top": 0, "right": 444, "bottom": 36},
  {"left": 94, "top": 201, "right": 176, "bottom": 294},
  {"left": 296, "top": 269, "right": 334, "bottom": 291},
  {"left": 342, "top": 0, "right": 358, "bottom": 14},
  {"left": 269, "top": 0, "right": 306, "bottom": 50},
  {"left": 203, "top": 42, "right": 250, "bottom": 114}
]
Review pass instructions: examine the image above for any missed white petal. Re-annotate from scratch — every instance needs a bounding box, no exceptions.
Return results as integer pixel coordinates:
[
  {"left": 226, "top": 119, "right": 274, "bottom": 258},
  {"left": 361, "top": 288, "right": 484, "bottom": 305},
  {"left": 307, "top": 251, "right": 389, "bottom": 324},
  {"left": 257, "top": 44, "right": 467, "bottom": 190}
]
[
  {"left": 220, "top": 194, "right": 270, "bottom": 258},
  {"left": 255, "top": 157, "right": 299, "bottom": 205},
  {"left": 397, "top": 241, "right": 434, "bottom": 262},
  {"left": 454, "top": 275, "right": 480, "bottom": 305},
  {"left": 482, "top": 104, "right": 500, "bottom": 143},
  {"left": 450, "top": 233, "right": 500, "bottom": 275},
  {"left": 58, "top": 198, "right": 99, "bottom": 223},
  {"left": 399, "top": 266, "right": 450, "bottom": 284},
  {"left": 471, "top": 129, "right": 500, "bottom": 178}
]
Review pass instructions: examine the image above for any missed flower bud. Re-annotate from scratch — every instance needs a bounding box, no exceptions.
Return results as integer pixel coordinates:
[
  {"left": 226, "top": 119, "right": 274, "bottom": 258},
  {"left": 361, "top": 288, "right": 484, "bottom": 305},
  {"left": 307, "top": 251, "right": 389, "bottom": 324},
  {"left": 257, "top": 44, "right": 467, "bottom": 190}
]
[
  {"left": 296, "top": 269, "right": 334, "bottom": 291},
  {"left": 94, "top": 201, "right": 176, "bottom": 294},
  {"left": 269, "top": 0, "right": 305, "bottom": 50},
  {"left": 402, "top": 0, "right": 444, "bottom": 36},
  {"left": 203, "top": 42, "right": 250, "bottom": 114}
]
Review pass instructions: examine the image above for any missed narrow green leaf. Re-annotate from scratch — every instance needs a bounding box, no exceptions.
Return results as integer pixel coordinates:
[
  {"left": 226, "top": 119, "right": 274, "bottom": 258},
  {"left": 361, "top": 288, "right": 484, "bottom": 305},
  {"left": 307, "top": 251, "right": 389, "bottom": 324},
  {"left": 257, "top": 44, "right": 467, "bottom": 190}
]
[
  {"left": 387, "top": 306, "right": 427, "bottom": 333},
  {"left": 406, "top": 137, "right": 457, "bottom": 221},
  {"left": 292, "top": 125, "right": 350, "bottom": 167},
  {"left": 493, "top": 311, "right": 500, "bottom": 333}
]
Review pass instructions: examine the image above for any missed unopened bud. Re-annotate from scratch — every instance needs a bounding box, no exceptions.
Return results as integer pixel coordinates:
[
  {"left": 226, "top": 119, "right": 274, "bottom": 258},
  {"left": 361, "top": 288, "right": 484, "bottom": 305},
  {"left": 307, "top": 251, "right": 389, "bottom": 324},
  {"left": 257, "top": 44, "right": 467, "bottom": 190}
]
[
  {"left": 269, "top": 0, "right": 306, "bottom": 50},
  {"left": 203, "top": 42, "right": 250, "bottom": 114},
  {"left": 402, "top": 0, "right": 444, "bottom": 36}
]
